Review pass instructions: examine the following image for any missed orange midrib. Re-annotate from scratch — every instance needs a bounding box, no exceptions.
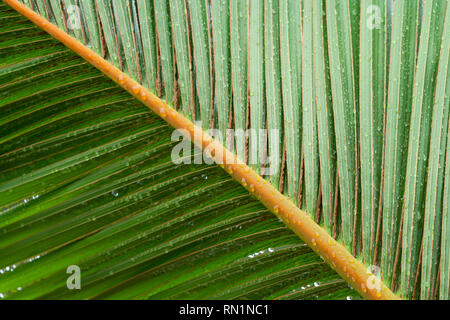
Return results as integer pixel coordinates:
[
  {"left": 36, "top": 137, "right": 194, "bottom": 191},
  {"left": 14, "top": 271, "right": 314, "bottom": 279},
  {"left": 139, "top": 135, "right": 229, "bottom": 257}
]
[{"left": 3, "top": 0, "right": 401, "bottom": 300}]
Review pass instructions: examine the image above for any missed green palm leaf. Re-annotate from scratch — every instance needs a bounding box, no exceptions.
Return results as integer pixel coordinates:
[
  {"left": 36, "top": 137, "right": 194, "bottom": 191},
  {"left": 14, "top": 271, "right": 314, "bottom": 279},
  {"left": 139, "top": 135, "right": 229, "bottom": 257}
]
[
  {"left": 0, "top": 4, "right": 357, "bottom": 300},
  {"left": 2, "top": 0, "right": 450, "bottom": 300}
]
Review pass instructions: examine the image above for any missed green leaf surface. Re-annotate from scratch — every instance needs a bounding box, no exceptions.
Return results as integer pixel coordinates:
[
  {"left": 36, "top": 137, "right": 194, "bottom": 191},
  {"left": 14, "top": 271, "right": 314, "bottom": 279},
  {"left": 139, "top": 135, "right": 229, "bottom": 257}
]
[
  {"left": 248, "top": 0, "right": 265, "bottom": 175},
  {"left": 0, "top": 7, "right": 358, "bottom": 300},
  {"left": 112, "top": 0, "right": 140, "bottom": 81},
  {"left": 279, "top": 0, "right": 301, "bottom": 204},
  {"left": 154, "top": 0, "right": 174, "bottom": 103},
  {"left": 421, "top": 2, "right": 450, "bottom": 300},
  {"left": 325, "top": 0, "right": 359, "bottom": 248},
  {"left": 170, "top": 0, "right": 194, "bottom": 118},
  {"left": 302, "top": 0, "right": 319, "bottom": 218},
  {"left": 212, "top": 0, "right": 231, "bottom": 146},
  {"left": 230, "top": 0, "right": 248, "bottom": 162},
  {"left": 401, "top": 0, "right": 446, "bottom": 299},
  {"left": 381, "top": 0, "right": 419, "bottom": 290},
  {"left": 263, "top": 0, "right": 282, "bottom": 188},
  {"left": 187, "top": 0, "right": 212, "bottom": 129},
  {"left": 359, "top": 0, "right": 386, "bottom": 265},
  {"left": 96, "top": 0, "right": 122, "bottom": 68},
  {"left": 8, "top": 0, "right": 450, "bottom": 300},
  {"left": 312, "top": 0, "right": 336, "bottom": 233}
]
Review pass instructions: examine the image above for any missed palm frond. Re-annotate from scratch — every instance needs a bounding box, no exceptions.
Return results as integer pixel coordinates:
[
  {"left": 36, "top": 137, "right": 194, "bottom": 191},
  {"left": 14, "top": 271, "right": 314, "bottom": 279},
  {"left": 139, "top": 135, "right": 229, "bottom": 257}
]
[
  {"left": 0, "top": 5, "right": 358, "bottom": 299},
  {"left": 3, "top": 0, "right": 450, "bottom": 299}
]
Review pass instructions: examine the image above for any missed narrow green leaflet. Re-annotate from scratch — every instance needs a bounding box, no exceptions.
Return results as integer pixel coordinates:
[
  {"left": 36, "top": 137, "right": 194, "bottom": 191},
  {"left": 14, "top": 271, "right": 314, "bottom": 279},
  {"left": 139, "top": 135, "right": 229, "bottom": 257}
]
[
  {"left": 187, "top": 0, "right": 212, "bottom": 129},
  {"left": 312, "top": 0, "right": 336, "bottom": 232},
  {"left": 48, "top": 0, "right": 66, "bottom": 32},
  {"left": 170, "top": 0, "right": 195, "bottom": 119},
  {"left": 302, "top": 0, "right": 319, "bottom": 218},
  {"left": 380, "top": 0, "right": 419, "bottom": 289},
  {"left": 154, "top": 0, "right": 175, "bottom": 104},
  {"left": 359, "top": 0, "right": 386, "bottom": 264},
  {"left": 248, "top": 0, "right": 266, "bottom": 175},
  {"left": 79, "top": 0, "right": 102, "bottom": 55},
  {"left": 211, "top": 0, "right": 231, "bottom": 146},
  {"left": 21, "top": 0, "right": 31, "bottom": 9},
  {"left": 136, "top": 0, "right": 158, "bottom": 92},
  {"left": 279, "top": 0, "right": 301, "bottom": 204},
  {"left": 230, "top": 0, "right": 248, "bottom": 162},
  {"left": 401, "top": 0, "right": 446, "bottom": 299},
  {"left": 96, "top": 0, "right": 122, "bottom": 68},
  {"left": 264, "top": 0, "right": 282, "bottom": 188},
  {"left": 440, "top": 6, "right": 450, "bottom": 299},
  {"left": 349, "top": 0, "right": 360, "bottom": 116},
  {"left": 112, "top": 0, "right": 140, "bottom": 81},
  {"left": 441, "top": 56, "right": 450, "bottom": 298},
  {"left": 325, "top": 0, "right": 358, "bottom": 247},
  {"left": 422, "top": 3, "right": 450, "bottom": 300},
  {"left": 441, "top": 130, "right": 450, "bottom": 298},
  {"left": 34, "top": 0, "right": 48, "bottom": 19}
]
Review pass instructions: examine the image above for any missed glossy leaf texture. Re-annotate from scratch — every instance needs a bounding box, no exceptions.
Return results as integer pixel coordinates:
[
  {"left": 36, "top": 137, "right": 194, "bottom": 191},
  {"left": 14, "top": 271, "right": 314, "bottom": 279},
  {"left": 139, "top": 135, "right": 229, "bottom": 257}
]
[
  {"left": 380, "top": 0, "right": 419, "bottom": 291},
  {"left": 0, "top": 5, "right": 359, "bottom": 300},
  {"left": 10, "top": 0, "right": 450, "bottom": 299},
  {"left": 400, "top": 0, "right": 446, "bottom": 299}
]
